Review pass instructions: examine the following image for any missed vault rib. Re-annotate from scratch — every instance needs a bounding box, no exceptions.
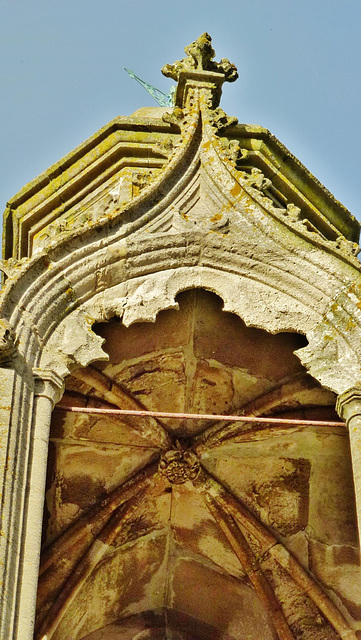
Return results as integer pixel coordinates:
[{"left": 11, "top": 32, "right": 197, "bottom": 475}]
[
  {"left": 202, "top": 490, "right": 294, "bottom": 640},
  {"left": 163, "top": 485, "right": 174, "bottom": 640},
  {"left": 36, "top": 485, "right": 151, "bottom": 640},
  {"left": 48, "top": 436, "right": 159, "bottom": 449},
  {"left": 194, "top": 372, "right": 336, "bottom": 451},
  {"left": 198, "top": 470, "right": 358, "bottom": 640},
  {"left": 71, "top": 365, "right": 172, "bottom": 449},
  {"left": 36, "top": 460, "right": 159, "bottom": 632},
  {"left": 59, "top": 388, "right": 121, "bottom": 409}
]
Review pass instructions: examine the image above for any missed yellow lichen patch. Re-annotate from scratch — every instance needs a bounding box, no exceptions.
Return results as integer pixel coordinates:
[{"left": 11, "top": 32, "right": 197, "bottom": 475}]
[
  {"left": 230, "top": 183, "right": 241, "bottom": 198},
  {"left": 210, "top": 214, "right": 222, "bottom": 223},
  {"left": 346, "top": 318, "right": 357, "bottom": 331}
]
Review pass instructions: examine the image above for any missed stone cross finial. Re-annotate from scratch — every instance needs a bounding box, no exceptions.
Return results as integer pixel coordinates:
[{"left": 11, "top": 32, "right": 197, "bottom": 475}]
[{"left": 161, "top": 32, "right": 238, "bottom": 83}]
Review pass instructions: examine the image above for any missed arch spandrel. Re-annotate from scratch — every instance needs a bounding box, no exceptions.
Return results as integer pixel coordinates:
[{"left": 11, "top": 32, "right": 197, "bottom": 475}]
[{"left": 0, "top": 32, "right": 361, "bottom": 640}]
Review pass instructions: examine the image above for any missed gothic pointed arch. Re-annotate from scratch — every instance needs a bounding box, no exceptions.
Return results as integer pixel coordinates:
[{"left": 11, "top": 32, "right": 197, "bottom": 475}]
[{"left": 0, "top": 33, "right": 361, "bottom": 640}]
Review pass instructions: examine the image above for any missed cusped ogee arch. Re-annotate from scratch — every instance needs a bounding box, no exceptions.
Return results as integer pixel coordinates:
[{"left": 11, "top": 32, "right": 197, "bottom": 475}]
[{"left": 1, "top": 33, "right": 361, "bottom": 640}]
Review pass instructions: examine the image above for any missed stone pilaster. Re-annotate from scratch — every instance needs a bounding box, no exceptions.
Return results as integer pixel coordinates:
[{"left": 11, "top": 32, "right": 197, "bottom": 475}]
[
  {"left": 336, "top": 386, "right": 361, "bottom": 547},
  {"left": 15, "top": 369, "right": 64, "bottom": 640}
]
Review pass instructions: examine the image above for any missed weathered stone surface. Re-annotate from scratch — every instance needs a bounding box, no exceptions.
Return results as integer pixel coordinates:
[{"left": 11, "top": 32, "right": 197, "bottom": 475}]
[
  {"left": 1, "top": 33, "right": 361, "bottom": 640},
  {"left": 0, "top": 318, "right": 15, "bottom": 362},
  {"left": 161, "top": 32, "right": 238, "bottom": 84},
  {"left": 32, "top": 291, "right": 359, "bottom": 639}
]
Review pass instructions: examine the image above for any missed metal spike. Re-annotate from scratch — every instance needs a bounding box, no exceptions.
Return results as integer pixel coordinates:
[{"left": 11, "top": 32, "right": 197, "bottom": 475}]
[{"left": 124, "top": 67, "right": 174, "bottom": 108}]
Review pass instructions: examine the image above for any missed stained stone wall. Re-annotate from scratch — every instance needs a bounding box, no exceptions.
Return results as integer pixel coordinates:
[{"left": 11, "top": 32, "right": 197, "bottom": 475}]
[
  {"left": 36, "top": 290, "right": 360, "bottom": 639},
  {"left": 1, "top": 32, "right": 361, "bottom": 640}
]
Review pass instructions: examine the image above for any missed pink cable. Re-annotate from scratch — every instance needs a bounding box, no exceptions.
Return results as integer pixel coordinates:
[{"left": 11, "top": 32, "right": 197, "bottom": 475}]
[{"left": 55, "top": 405, "right": 343, "bottom": 427}]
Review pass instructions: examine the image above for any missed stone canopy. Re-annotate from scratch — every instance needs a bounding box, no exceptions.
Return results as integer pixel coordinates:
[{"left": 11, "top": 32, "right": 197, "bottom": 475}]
[{"left": 1, "top": 33, "right": 361, "bottom": 640}]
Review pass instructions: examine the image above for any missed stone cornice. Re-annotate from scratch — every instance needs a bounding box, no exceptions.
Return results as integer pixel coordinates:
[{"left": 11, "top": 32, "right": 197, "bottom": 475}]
[{"left": 33, "top": 368, "right": 65, "bottom": 405}]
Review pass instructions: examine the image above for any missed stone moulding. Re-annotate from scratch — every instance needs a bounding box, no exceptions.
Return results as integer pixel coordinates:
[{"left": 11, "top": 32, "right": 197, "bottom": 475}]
[{"left": 0, "top": 32, "right": 361, "bottom": 640}]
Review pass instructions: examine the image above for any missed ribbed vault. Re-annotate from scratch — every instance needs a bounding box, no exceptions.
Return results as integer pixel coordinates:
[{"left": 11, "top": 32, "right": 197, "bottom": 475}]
[
  {"left": 1, "top": 33, "right": 361, "bottom": 640},
  {"left": 36, "top": 290, "right": 360, "bottom": 640}
]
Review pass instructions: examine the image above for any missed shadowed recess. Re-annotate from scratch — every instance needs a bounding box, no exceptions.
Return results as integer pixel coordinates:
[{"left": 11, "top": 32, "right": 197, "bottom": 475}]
[{"left": 36, "top": 290, "right": 359, "bottom": 640}]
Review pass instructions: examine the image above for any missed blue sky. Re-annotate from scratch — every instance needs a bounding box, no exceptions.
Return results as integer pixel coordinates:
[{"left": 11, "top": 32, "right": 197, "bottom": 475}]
[{"left": 1, "top": 0, "right": 361, "bottom": 231}]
